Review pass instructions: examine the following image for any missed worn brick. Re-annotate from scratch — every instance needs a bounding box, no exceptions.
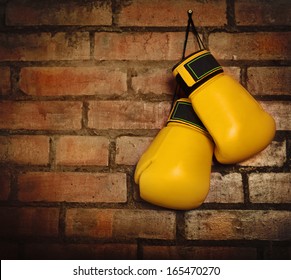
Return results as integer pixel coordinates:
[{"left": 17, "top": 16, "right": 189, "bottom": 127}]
[
  {"left": 0, "top": 32, "right": 90, "bottom": 61},
  {"left": 0, "top": 101, "right": 82, "bottom": 130},
  {"left": 209, "top": 32, "right": 290, "bottom": 60},
  {"left": 239, "top": 141, "right": 286, "bottom": 167},
  {"left": 116, "top": 136, "right": 153, "bottom": 165},
  {"left": 0, "top": 170, "right": 10, "bottom": 200},
  {"left": 88, "top": 101, "right": 170, "bottom": 130},
  {"left": 6, "top": 0, "right": 112, "bottom": 26},
  {"left": 235, "top": 0, "right": 291, "bottom": 26},
  {"left": 18, "top": 172, "right": 127, "bottom": 203},
  {"left": 142, "top": 245, "right": 257, "bottom": 260},
  {"left": 19, "top": 67, "right": 127, "bottom": 96},
  {"left": 223, "top": 67, "right": 241, "bottom": 82},
  {"left": 205, "top": 173, "right": 244, "bottom": 203},
  {"left": 94, "top": 32, "right": 168, "bottom": 61},
  {"left": 94, "top": 32, "right": 199, "bottom": 61},
  {"left": 118, "top": 0, "right": 226, "bottom": 27},
  {"left": 55, "top": 136, "right": 109, "bottom": 166},
  {"left": 185, "top": 210, "right": 291, "bottom": 240},
  {"left": 249, "top": 173, "right": 291, "bottom": 203},
  {"left": 66, "top": 209, "right": 176, "bottom": 240},
  {"left": 24, "top": 243, "right": 137, "bottom": 260},
  {"left": 0, "top": 67, "right": 10, "bottom": 95},
  {"left": 0, "top": 135, "right": 49, "bottom": 165},
  {"left": 132, "top": 68, "right": 174, "bottom": 95},
  {"left": 0, "top": 207, "right": 59, "bottom": 237},
  {"left": 247, "top": 67, "right": 291, "bottom": 95},
  {"left": 260, "top": 101, "right": 291, "bottom": 130}
]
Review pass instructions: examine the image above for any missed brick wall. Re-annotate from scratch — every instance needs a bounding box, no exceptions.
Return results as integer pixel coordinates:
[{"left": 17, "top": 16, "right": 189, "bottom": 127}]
[{"left": 0, "top": 0, "right": 290, "bottom": 260}]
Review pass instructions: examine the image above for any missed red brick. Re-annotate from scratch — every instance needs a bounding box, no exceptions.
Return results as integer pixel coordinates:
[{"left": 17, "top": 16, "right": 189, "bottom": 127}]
[
  {"left": 19, "top": 67, "right": 127, "bottom": 96},
  {"left": 18, "top": 172, "right": 127, "bottom": 203},
  {"left": 0, "top": 101, "right": 82, "bottom": 130},
  {"left": 6, "top": 0, "right": 112, "bottom": 26},
  {"left": 247, "top": 67, "right": 291, "bottom": 95},
  {"left": 249, "top": 173, "right": 291, "bottom": 203},
  {"left": 205, "top": 173, "right": 244, "bottom": 203},
  {"left": 142, "top": 245, "right": 257, "bottom": 260},
  {"left": 0, "top": 67, "right": 10, "bottom": 95},
  {"left": 260, "top": 101, "right": 291, "bottom": 130},
  {"left": 115, "top": 136, "right": 153, "bottom": 165},
  {"left": 88, "top": 101, "right": 170, "bottom": 130},
  {"left": 209, "top": 32, "right": 290, "bottom": 60},
  {"left": 0, "top": 170, "right": 10, "bottom": 200},
  {"left": 132, "top": 67, "right": 175, "bottom": 95},
  {"left": 24, "top": 243, "right": 137, "bottom": 260},
  {"left": 0, "top": 207, "right": 59, "bottom": 237},
  {"left": 235, "top": 0, "right": 291, "bottom": 26},
  {"left": 0, "top": 32, "right": 90, "bottom": 61},
  {"left": 185, "top": 210, "right": 291, "bottom": 240},
  {"left": 118, "top": 0, "right": 226, "bottom": 27},
  {"left": 0, "top": 135, "right": 49, "bottom": 165},
  {"left": 55, "top": 136, "right": 109, "bottom": 166},
  {"left": 94, "top": 32, "right": 200, "bottom": 61},
  {"left": 239, "top": 140, "right": 286, "bottom": 167},
  {"left": 94, "top": 32, "right": 167, "bottom": 61},
  {"left": 66, "top": 209, "right": 176, "bottom": 240}
]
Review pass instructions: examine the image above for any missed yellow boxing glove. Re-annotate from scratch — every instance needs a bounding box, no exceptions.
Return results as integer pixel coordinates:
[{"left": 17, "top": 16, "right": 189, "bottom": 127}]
[
  {"left": 173, "top": 50, "right": 276, "bottom": 164},
  {"left": 134, "top": 98, "right": 214, "bottom": 210}
]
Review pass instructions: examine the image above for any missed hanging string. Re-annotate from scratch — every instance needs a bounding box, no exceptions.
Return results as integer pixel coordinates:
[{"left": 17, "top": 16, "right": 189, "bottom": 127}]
[
  {"left": 185, "top": 10, "right": 206, "bottom": 52},
  {"left": 171, "top": 10, "right": 206, "bottom": 109}
]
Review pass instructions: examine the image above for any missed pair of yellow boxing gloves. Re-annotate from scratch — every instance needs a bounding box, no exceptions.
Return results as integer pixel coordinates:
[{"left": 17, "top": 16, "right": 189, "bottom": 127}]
[{"left": 134, "top": 50, "right": 276, "bottom": 210}]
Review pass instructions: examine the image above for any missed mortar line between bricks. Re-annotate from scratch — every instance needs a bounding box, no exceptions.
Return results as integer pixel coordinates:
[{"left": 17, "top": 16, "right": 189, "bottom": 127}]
[
  {"left": 285, "top": 131, "right": 291, "bottom": 170},
  {"left": 8, "top": 169, "right": 18, "bottom": 201},
  {"left": 240, "top": 66, "right": 248, "bottom": 88},
  {"left": 58, "top": 203, "right": 66, "bottom": 241},
  {"left": 111, "top": 0, "right": 119, "bottom": 27},
  {"left": 9, "top": 128, "right": 288, "bottom": 139},
  {"left": 108, "top": 139, "right": 117, "bottom": 172},
  {"left": 1, "top": 25, "right": 290, "bottom": 33},
  {"left": 175, "top": 211, "right": 186, "bottom": 244},
  {"left": 226, "top": 0, "right": 236, "bottom": 29},
  {"left": 1, "top": 201, "right": 290, "bottom": 211},
  {"left": 81, "top": 101, "right": 89, "bottom": 129},
  {"left": 49, "top": 136, "right": 57, "bottom": 171},
  {"left": 0, "top": 129, "right": 164, "bottom": 137},
  {"left": 1, "top": 60, "right": 291, "bottom": 69},
  {"left": 241, "top": 172, "right": 251, "bottom": 205},
  {"left": 1, "top": 59, "right": 291, "bottom": 68},
  {"left": 1, "top": 163, "right": 290, "bottom": 176},
  {"left": 0, "top": 236, "right": 288, "bottom": 248},
  {"left": 0, "top": 94, "right": 290, "bottom": 103},
  {"left": 89, "top": 31, "right": 95, "bottom": 60}
]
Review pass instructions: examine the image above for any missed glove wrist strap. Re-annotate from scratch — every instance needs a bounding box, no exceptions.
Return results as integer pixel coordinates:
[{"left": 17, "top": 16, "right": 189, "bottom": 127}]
[
  {"left": 167, "top": 99, "right": 208, "bottom": 133},
  {"left": 173, "top": 50, "right": 223, "bottom": 96}
]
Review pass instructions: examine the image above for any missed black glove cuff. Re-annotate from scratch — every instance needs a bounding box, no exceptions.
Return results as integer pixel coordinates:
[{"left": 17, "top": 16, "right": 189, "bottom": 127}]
[
  {"left": 167, "top": 99, "right": 207, "bottom": 133},
  {"left": 173, "top": 51, "right": 223, "bottom": 96}
]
